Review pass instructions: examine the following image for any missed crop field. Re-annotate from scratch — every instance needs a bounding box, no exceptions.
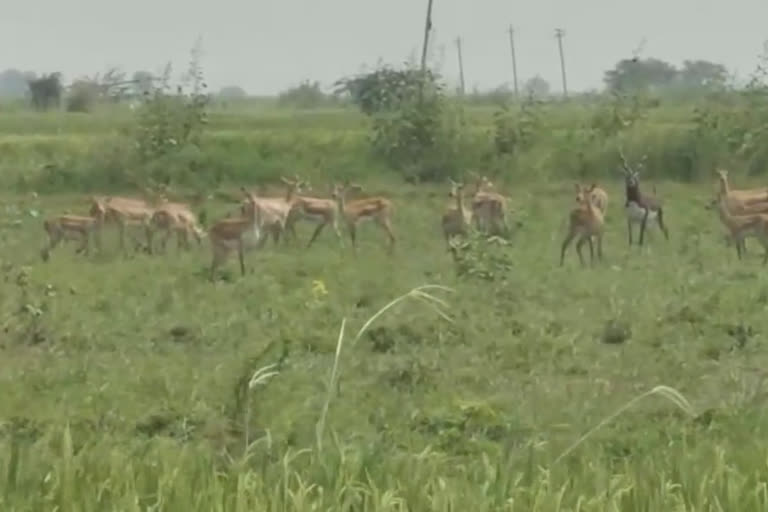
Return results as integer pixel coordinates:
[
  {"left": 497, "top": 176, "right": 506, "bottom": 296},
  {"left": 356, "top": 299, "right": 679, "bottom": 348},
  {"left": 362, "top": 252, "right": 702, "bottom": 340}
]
[{"left": 3, "top": 96, "right": 768, "bottom": 510}]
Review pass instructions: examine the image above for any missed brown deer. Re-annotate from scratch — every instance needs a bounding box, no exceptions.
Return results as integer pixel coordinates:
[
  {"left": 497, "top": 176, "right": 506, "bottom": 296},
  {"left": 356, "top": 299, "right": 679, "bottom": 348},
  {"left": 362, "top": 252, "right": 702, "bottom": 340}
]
[
  {"left": 41, "top": 214, "right": 100, "bottom": 262},
  {"left": 208, "top": 188, "right": 264, "bottom": 281},
  {"left": 469, "top": 174, "right": 509, "bottom": 235},
  {"left": 560, "top": 184, "right": 605, "bottom": 266},
  {"left": 332, "top": 181, "right": 396, "bottom": 254},
  {"left": 240, "top": 176, "right": 306, "bottom": 247},
  {"left": 441, "top": 179, "right": 473, "bottom": 249},
  {"left": 89, "top": 195, "right": 156, "bottom": 253},
  {"left": 283, "top": 185, "right": 343, "bottom": 248},
  {"left": 708, "top": 190, "right": 768, "bottom": 263},
  {"left": 150, "top": 202, "right": 206, "bottom": 253}
]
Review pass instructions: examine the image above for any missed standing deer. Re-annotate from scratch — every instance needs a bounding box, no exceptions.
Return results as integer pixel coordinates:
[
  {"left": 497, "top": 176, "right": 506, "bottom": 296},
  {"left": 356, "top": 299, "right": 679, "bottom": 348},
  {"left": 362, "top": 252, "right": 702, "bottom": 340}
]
[
  {"left": 619, "top": 149, "right": 669, "bottom": 246},
  {"left": 332, "top": 181, "right": 396, "bottom": 254},
  {"left": 441, "top": 179, "right": 473, "bottom": 250},
  {"left": 560, "top": 184, "right": 605, "bottom": 266}
]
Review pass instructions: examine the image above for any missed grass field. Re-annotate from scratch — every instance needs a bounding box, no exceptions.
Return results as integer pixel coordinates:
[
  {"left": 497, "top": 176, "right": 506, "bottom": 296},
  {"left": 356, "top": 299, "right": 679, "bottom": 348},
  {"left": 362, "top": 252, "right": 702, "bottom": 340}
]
[{"left": 3, "top": 98, "right": 768, "bottom": 510}]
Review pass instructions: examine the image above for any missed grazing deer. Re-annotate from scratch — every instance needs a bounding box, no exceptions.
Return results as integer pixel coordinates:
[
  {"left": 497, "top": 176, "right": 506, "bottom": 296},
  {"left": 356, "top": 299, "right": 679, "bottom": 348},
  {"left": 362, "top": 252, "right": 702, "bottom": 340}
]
[
  {"left": 619, "top": 149, "right": 669, "bottom": 246},
  {"left": 240, "top": 176, "right": 306, "bottom": 247},
  {"left": 470, "top": 175, "right": 509, "bottom": 235},
  {"left": 708, "top": 191, "right": 768, "bottom": 263},
  {"left": 441, "top": 179, "right": 473, "bottom": 249},
  {"left": 560, "top": 184, "right": 605, "bottom": 266},
  {"left": 208, "top": 188, "right": 264, "bottom": 281},
  {"left": 41, "top": 214, "right": 100, "bottom": 262},
  {"left": 89, "top": 195, "right": 156, "bottom": 253},
  {"left": 150, "top": 201, "right": 206, "bottom": 253},
  {"left": 332, "top": 181, "right": 396, "bottom": 253},
  {"left": 283, "top": 186, "right": 343, "bottom": 248}
]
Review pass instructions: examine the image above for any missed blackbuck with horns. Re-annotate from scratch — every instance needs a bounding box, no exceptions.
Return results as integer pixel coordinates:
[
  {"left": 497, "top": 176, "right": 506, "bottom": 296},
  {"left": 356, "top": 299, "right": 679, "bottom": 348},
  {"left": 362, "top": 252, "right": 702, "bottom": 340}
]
[{"left": 619, "top": 149, "right": 669, "bottom": 246}]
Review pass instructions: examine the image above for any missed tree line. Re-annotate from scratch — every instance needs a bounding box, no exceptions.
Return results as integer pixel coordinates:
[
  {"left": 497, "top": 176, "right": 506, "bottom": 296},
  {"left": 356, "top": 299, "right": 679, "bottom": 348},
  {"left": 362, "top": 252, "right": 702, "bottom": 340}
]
[{"left": 0, "top": 56, "right": 734, "bottom": 112}]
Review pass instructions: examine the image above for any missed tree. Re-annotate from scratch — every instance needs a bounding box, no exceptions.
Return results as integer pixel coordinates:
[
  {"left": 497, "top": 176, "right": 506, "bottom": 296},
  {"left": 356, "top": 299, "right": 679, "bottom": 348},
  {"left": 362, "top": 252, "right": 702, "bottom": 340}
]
[
  {"left": 28, "top": 73, "right": 63, "bottom": 110},
  {"left": 334, "top": 65, "right": 441, "bottom": 115},
  {"left": 523, "top": 75, "right": 550, "bottom": 98},
  {"left": 604, "top": 58, "right": 677, "bottom": 92},
  {"left": 679, "top": 60, "right": 728, "bottom": 89},
  {"left": 218, "top": 85, "right": 247, "bottom": 99},
  {"left": 132, "top": 71, "right": 155, "bottom": 96}
]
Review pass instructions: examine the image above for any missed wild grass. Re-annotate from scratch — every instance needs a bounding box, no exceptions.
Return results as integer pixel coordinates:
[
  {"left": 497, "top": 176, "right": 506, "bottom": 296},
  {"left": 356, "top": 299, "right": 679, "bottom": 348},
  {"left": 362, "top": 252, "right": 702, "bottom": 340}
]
[{"left": 3, "top": 165, "right": 768, "bottom": 509}]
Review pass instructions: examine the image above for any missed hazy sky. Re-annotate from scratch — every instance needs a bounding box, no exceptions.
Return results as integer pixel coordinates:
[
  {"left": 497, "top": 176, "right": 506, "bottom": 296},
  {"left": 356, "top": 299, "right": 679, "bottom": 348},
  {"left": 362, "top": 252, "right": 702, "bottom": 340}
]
[{"left": 2, "top": 0, "right": 767, "bottom": 95}]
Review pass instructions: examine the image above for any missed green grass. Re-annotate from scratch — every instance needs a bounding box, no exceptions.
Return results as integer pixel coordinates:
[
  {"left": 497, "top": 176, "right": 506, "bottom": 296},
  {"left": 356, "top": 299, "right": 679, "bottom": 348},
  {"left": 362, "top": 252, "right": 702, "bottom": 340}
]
[{"left": 3, "top": 172, "right": 768, "bottom": 509}]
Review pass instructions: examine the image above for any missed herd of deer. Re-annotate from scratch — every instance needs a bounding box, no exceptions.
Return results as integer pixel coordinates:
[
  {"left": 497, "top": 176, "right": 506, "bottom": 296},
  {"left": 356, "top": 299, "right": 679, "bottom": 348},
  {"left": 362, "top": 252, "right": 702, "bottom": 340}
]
[
  {"left": 555, "top": 149, "right": 768, "bottom": 266},
  {"left": 35, "top": 150, "right": 768, "bottom": 279}
]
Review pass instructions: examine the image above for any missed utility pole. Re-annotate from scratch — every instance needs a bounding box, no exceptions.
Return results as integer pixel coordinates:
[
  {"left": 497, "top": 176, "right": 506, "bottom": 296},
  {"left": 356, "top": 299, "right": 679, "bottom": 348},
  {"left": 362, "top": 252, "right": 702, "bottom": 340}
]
[
  {"left": 554, "top": 28, "right": 568, "bottom": 98},
  {"left": 455, "top": 36, "right": 466, "bottom": 95},
  {"left": 508, "top": 25, "right": 519, "bottom": 98},
  {"left": 420, "top": 0, "right": 435, "bottom": 74}
]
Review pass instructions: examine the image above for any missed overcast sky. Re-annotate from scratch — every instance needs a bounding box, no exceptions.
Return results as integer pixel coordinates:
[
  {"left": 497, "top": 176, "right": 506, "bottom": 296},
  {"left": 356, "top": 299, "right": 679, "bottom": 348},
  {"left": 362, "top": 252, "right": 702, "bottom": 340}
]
[{"left": 2, "top": 0, "right": 767, "bottom": 95}]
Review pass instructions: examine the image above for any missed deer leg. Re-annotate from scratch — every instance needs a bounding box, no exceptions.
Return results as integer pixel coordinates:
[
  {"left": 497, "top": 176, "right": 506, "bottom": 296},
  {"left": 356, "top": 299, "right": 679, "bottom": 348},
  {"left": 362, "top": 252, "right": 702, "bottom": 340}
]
[
  {"left": 209, "top": 247, "right": 225, "bottom": 282},
  {"left": 41, "top": 230, "right": 63, "bottom": 262},
  {"left": 638, "top": 210, "right": 650, "bottom": 246},
  {"left": 587, "top": 236, "right": 595, "bottom": 265},
  {"left": 117, "top": 221, "right": 127, "bottom": 252},
  {"left": 347, "top": 222, "right": 358, "bottom": 251},
  {"left": 627, "top": 219, "right": 633, "bottom": 246},
  {"left": 235, "top": 238, "right": 244, "bottom": 276},
  {"left": 380, "top": 218, "right": 396, "bottom": 254},
  {"left": 560, "top": 230, "right": 575, "bottom": 266},
  {"left": 75, "top": 232, "right": 89, "bottom": 256},
  {"left": 306, "top": 222, "right": 327, "bottom": 249},
  {"left": 144, "top": 223, "right": 154, "bottom": 255},
  {"left": 596, "top": 233, "right": 604, "bottom": 261},
  {"left": 657, "top": 208, "right": 669, "bottom": 240},
  {"left": 575, "top": 236, "right": 587, "bottom": 266}
]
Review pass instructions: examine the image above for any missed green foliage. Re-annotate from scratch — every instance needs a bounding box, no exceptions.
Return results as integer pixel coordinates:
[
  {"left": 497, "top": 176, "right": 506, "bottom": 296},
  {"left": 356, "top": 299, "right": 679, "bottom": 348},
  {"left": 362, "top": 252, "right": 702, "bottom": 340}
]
[
  {"left": 335, "top": 65, "right": 440, "bottom": 115},
  {"left": 491, "top": 92, "right": 543, "bottom": 156},
  {"left": 65, "top": 80, "right": 99, "bottom": 113},
  {"left": 28, "top": 73, "right": 62, "bottom": 111},
  {"left": 133, "top": 55, "right": 210, "bottom": 165},
  {"left": 604, "top": 58, "right": 729, "bottom": 94},
  {"left": 277, "top": 80, "right": 336, "bottom": 109}
]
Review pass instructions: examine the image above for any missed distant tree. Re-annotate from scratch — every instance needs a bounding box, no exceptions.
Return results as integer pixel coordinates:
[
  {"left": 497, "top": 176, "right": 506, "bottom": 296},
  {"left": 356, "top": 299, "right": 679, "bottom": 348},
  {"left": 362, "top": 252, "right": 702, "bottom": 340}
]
[
  {"left": 66, "top": 79, "right": 101, "bottom": 112},
  {"left": 0, "top": 69, "right": 31, "bottom": 98},
  {"left": 218, "top": 85, "right": 247, "bottom": 99},
  {"left": 278, "top": 80, "right": 331, "bottom": 109},
  {"left": 132, "top": 71, "right": 155, "bottom": 96},
  {"left": 523, "top": 75, "right": 551, "bottom": 98},
  {"left": 28, "top": 73, "right": 63, "bottom": 110},
  {"left": 603, "top": 58, "right": 677, "bottom": 92},
  {"left": 335, "top": 66, "right": 440, "bottom": 115},
  {"left": 678, "top": 59, "right": 728, "bottom": 89}
]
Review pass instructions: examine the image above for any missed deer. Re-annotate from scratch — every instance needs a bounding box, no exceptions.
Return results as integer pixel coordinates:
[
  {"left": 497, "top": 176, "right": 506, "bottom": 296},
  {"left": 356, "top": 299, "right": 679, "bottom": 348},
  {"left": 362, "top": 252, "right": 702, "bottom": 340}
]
[
  {"left": 619, "top": 149, "right": 669, "bottom": 246},
  {"left": 560, "top": 184, "right": 605, "bottom": 266},
  {"left": 716, "top": 169, "right": 768, "bottom": 205},
  {"left": 441, "top": 179, "right": 473, "bottom": 250},
  {"left": 208, "top": 188, "right": 265, "bottom": 281},
  {"left": 282, "top": 186, "right": 343, "bottom": 249},
  {"left": 469, "top": 174, "right": 509, "bottom": 235},
  {"left": 240, "top": 176, "right": 306, "bottom": 248},
  {"left": 332, "top": 181, "right": 396, "bottom": 254},
  {"left": 89, "top": 195, "right": 157, "bottom": 254},
  {"left": 586, "top": 183, "right": 609, "bottom": 215},
  {"left": 707, "top": 190, "right": 768, "bottom": 263},
  {"left": 149, "top": 201, "right": 206, "bottom": 253},
  {"left": 40, "top": 214, "right": 100, "bottom": 262}
]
